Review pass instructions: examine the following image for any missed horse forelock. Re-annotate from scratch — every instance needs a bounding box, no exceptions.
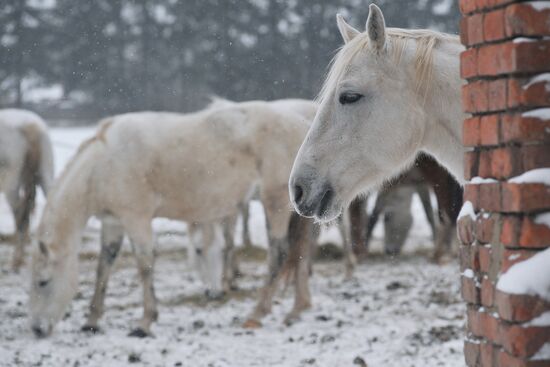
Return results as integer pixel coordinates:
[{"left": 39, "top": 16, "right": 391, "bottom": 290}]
[{"left": 317, "top": 28, "right": 459, "bottom": 105}]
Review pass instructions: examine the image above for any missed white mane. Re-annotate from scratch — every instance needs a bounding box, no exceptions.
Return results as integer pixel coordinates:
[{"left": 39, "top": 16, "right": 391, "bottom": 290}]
[{"left": 317, "top": 28, "right": 460, "bottom": 105}]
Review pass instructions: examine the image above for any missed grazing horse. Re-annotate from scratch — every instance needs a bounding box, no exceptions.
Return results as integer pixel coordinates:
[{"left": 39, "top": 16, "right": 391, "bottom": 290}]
[
  {"left": 289, "top": 4, "right": 464, "bottom": 223},
  {"left": 363, "top": 154, "right": 463, "bottom": 259},
  {"left": 29, "top": 100, "right": 317, "bottom": 338},
  {"left": 0, "top": 109, "right": 53, "bottom": 270}
]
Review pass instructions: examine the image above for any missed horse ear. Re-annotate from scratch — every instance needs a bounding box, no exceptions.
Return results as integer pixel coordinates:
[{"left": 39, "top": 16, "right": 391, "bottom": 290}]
[
  {"left": 336, "top": 14, "right": 360, "bottom": 44},
  {"left": 366, "top": 4, "right": 386, "bottom": 51}
]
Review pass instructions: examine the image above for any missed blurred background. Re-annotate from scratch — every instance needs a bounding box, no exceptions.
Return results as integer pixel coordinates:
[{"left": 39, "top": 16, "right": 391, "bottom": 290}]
[{"left": 0, "top": 0, "right": 458, "bottom": 124}]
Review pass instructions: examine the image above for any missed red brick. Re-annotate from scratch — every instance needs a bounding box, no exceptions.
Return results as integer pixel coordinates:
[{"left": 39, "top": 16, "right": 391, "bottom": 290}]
[
  {"left": 501, "top": 114, "right": 550, "bottom": 144},
  {"left": 478, "top": 245, "right": 492, "bottom": 273},
  {"left": 508, "top": 77, "right": 550, "bottom": 109},
  {"left": 498, "top": 349, "right": 550, "bottom": 367},
  {"left": 477, "top": 41, "right": 550, "bottom": 77},
  {"left": 465, "top": 151, "right": 480, "bottom": 180},
  {"left": 478, "top": 150, "right": 492, "bottom": 178},
  {"left": 500, "top": 322, "right": 550, "bottom": 358},
  {"left": 468, "top": 306, "right": 483, "bottom": 336},
  {"left": 490, "top": 146, "right": 521, "bottom": 179},
  {"left": 501, "top": 248, "right": 537, "bottom": 273},
  {"left": 462, "top": 275, "right": 481, "bottom": 304},
  {"left": 475, "top": 0, "right": 514, "bottom": 12},
  {"left": 484, "top": 8, "right": 505, "bottom": 42},
  {"left": 466, "top": 13, "right": 485, "bottom": 46},
  {"left": 459, "top": 214, "right": 478, "bottom": 246},
  {"left": 481, "top": 277, "right": 495, "bottom": 307},
  {"left": 465, "top": 339, "right": 482, "bottom": 367},
  {"left": 478, "top": 42, "right": 515, "bottom": 76},
  {"left": 479, "top": 182, "right": 501, "bottom": 212},
  {"left": 460, "top": 0, "right": 477, "bottom": 15},
  {"left": 464, "top": 116, "right": 481, "bottom": 147},
  {"left": 480, "top": 114, "right": 500, "bottom": 145},
  {"left": 483, "top": 146, "right": 550, "bottom": 180},
  {"left": 521, "top": 145, "right": 550, "bottom": 174},
  {"left": 496, "top": 290, "right": 550, "bottom": 323},
  {"left": 480, "top": 340, "right": 496, "bottom": 367},
  {"left": 465, "top": 184, "right": 480, "bottom": 211},
  {"left": 463, "top": 81, "right": 489, "bottom": 113},
  {"left": 461, "top": 244, "right": 480, "bottom": 270},
  {"left": 501, "top": 215, "right": 521, "bottom": 246},
  {"left": 505, "top": 2, "right": 550, "bottom": 38},
  {"left": 461, "top": 48, "right": 479, "bottom": 79},
  {"left": 515, "top": 40, "right": 550, "bottom": 74},
  {"left": 480, "top": 311, "right": 501, "bottom": 343},
  {"left": 519, "top": 214, "right": 550, "bottom": 248},
  {"left": 488, "top": 79, "right": 508, "bottom": 112},
  {"left": 476, "top": 213, "right": 495, "bottom": 243},
  {"left": 460, "top": 17, "right": 470, "bottom": 46},
  {"left": 501, "top": 183, "right": 550, "bottom": 213}
]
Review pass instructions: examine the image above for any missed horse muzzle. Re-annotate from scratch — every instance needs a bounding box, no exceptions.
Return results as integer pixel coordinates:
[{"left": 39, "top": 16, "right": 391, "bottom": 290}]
[
  {"left": 289, "top": 167, "right": 340, "bottom": 222},
  {"left": 31, "top": 319, "right": 53, "bottom": 338}
]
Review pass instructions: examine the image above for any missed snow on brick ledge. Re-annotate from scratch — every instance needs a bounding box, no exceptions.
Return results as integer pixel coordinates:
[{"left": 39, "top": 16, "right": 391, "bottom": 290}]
[
  {"left": 509, "top": 168, "right": 550, "bottom": 186},
  {"left": 535, "top": 212, "right": 550, "bottom": 229},
  {"left": 497, "top": 248, "right": 550, "bottom": 302},
  {"left": 458, "top": 201, "right": 476, "bottom": 220},
  {"left": 522, "top": 108, "right": 550, "bottom": 122}
]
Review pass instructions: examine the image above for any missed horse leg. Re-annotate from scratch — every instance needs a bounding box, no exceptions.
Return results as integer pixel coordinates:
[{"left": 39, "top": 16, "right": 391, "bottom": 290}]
[
  {"left": 417, "top": 184, "right": 436, "bottom": 238},
  {"left": 365, "top": 190, "right": 388, "bottom": 249},
  {"left": 221, "top": 214, "right": 238, "bottom": 292},
  {"left": 124, "top": 219, "right": 157, "bottom": 337},
  {"left": 433, "top": 212, "right": 454, "bottom": 263},
  {"left": 383, "top": 187, "right": 414, "bottom": 256},
  {"left": 284, "top": 214, "right": 316, "bottom": 325},
  {"left": 6, "top": 187, "right": 29, "bottom": 271},
  {"left": 341, "top": 210, "right": 356, "bottom": 280},
  {"left": 348, "top": 197, "right": 368, "bottom": 259},
  {"left": 82, "top": 217, "right": 124, "bottom": 332},
  {"left": 240, "top": 201, "right": 253, "bottom": 249},
  {"left": 244, "top": 194, "right": 291, "bottom": 328}
]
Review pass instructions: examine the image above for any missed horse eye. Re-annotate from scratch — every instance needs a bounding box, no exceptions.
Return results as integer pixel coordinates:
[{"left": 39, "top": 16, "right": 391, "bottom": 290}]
[
  {"left": 38, "top": 279, "right": 50, "bottom": 288},
  {"left": 339, "top": 92, "right": 363, "bottom": 105}
]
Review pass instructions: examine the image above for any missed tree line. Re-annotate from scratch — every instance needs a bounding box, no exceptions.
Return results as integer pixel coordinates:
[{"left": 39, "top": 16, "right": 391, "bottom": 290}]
[{"left": 0, "top": 0, "right": 459, "bottom": 118}]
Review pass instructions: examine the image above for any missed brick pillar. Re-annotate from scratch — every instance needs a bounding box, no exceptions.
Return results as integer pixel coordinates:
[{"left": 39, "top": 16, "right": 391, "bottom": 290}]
[{"left": 458, "top": 1, "right": 550, "bottom": 366}]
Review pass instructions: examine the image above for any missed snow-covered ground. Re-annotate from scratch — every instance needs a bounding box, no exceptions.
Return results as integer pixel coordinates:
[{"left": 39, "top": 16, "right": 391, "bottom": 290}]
[{"left": 0, "top": 126, "right": 465, "bottom": 367}]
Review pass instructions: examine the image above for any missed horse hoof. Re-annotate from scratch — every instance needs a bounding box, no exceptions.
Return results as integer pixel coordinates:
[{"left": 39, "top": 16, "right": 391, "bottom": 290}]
[
  {"left": 128, "top": 328, "right": 150, "bottom": 338},
  {"left": 283, "top": 315, "right": 300, "bottom": 327},
  {"left": 242, "top": 319, "right": 262, "bottom": 329}
]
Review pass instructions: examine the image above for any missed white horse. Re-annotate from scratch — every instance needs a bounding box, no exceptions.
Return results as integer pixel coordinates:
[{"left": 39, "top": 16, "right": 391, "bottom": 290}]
[
  {"left": 0, "top": 109, "right": 54, "bottom": 270},
  {"left": 29, "top": 100, "right": 317, "bottom": 338},
  {"left": 289, "top": 4, "right": 465, "bottom": 223},
  {"left": 188, "top": 99, "right": 318, "bottom": 299}
]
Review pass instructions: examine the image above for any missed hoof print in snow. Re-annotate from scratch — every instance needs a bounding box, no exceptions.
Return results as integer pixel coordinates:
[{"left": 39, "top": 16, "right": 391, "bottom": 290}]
[
  {"left": 386, "top": 281, "right": 405, "bottom": 290},
  {"left": 353, "top": 356, "right": 368, "bottom": 367},
  {"left": 192, "top": 320, "right": 205, "bottom": 330},
  {"left": 128, "top": 353, "right": 141, "bottom": 363},
  {"left": 242, "top": 319, "right": 262, "bottom": 329},
  {"left": 81, "top": 324, "right": 101, "bottom": 334},
  {"left": 128, "top": 328, "right": 149, "bottom": 338}
]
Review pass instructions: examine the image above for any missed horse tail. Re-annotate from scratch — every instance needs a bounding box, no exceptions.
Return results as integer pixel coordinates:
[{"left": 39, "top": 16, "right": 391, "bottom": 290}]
[
  {"left": 17, "top": 124, "right": 42, "bottom": 235},
  {"left": 37, "top": 128, "right": 54, "bottom": 196}
]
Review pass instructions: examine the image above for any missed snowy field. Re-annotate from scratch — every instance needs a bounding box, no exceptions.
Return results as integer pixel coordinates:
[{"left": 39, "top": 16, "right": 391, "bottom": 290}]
[{"left": 0, "top": 126, "right": 465, "bottom": 367}]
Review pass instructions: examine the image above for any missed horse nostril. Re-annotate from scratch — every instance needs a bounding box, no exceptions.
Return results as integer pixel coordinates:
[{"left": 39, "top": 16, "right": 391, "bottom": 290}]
[{"left": 293, "top": 184, "right": 304, "bottom": 204}]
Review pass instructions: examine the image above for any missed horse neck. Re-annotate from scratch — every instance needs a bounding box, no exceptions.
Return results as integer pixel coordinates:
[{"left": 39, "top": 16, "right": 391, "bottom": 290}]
[
  {"left": 42, "top": 153, "right": 94, "bottom": 255},
  {"left": 417, "top": 40, "right": 465, "bottom": 183}
]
